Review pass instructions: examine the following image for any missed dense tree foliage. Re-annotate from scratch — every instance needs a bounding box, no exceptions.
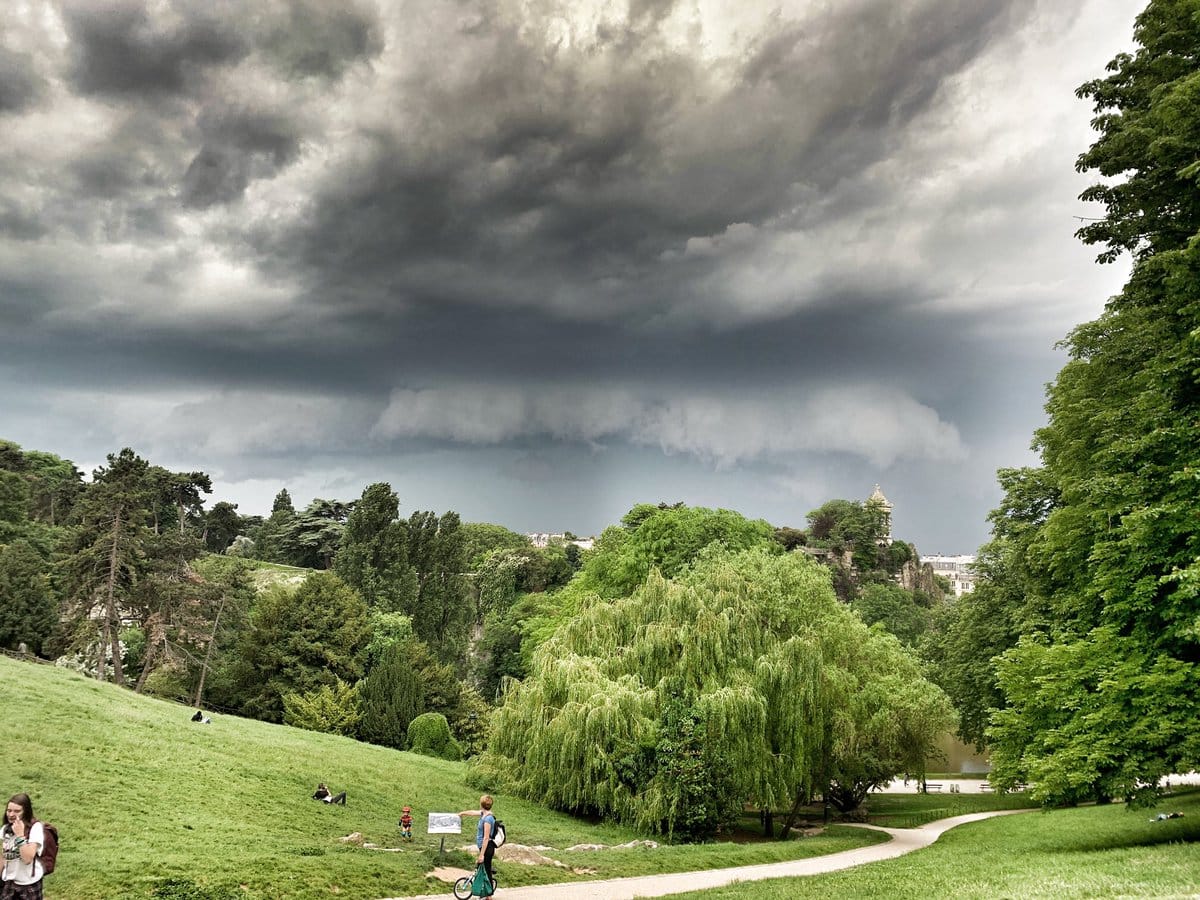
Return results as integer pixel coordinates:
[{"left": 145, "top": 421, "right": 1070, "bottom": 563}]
[
  {"left": 852, "top": 582, "right": 930, "bottom": 648},
  {"left": 1, "top": 435, "right": 961, "bottom": 792},
  {"left": 281, "top": 498, "right": 352, "bottom": 569},
  {"left": 570, "top": 504, "right": 776, "bottom": 601},
  {"left": 0, "top": 539, "right": 58, "bottom": 655},
  {"left": 404, "top": 510, "right": 472, "bottom": 652},
  {"left": 920, "top": 467, "right": 1053, "bottom": 749},
  {"left": 407, "top": 712, "right": 463, "bottom": 761},
  {"left": 980, "top": 0, "right": 1200, "bottom": 806},
  {"left": 478, "top": 548, "right": 953, "bottom": 838},
  {"left": 283, "top": 679, "right": 362, "bottom": 737},
  {"left": 334, "top": 483, "right": 418, "bottom": 612},
  {"left": 475, "top": 591, "right": 557, "bottom": 702},
  {"left": 59, "top": 448, "right": 157, "bottom": 684},
  {"left": 204, "top": 501, "right": 241, "bottom": 553},
  {"left": 459, "top": 522, "right": 532, "bottom": 569},
  {"left": 232, "top": 572, "right": 371, "bottom": 722},
  {"left": 358, "top": 640, "right": 424, "bottom": 749}
]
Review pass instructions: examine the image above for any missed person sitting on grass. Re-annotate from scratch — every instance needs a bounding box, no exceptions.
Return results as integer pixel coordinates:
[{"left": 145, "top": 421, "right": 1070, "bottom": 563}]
[{"left": 312, "top": 783, "right": 347, "bottom": 805}]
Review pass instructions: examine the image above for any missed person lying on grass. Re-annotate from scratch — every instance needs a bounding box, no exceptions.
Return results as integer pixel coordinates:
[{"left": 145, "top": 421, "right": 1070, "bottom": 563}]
[{"left": 312, "top": 783, "right": 347, "bottom": 805}]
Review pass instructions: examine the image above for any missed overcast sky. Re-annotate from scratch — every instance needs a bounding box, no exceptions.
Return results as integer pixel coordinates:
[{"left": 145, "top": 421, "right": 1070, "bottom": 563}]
[{"left": 1, "top": 0, "right": 1140, "bottom": 552}]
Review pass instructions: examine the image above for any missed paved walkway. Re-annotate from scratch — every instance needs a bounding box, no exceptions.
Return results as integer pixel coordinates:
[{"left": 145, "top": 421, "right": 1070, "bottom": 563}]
[{"left": 388, "top": 809, "right": 1030, "bottom": 900}]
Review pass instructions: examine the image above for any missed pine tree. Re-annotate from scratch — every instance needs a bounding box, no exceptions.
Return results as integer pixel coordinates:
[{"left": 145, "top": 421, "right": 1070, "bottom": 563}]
[
  {"left": 61, "top": 448, "right": 155, "bottom": 684},
  {"left": 358, "top": 641, "right": 424, "bottom": 748}
]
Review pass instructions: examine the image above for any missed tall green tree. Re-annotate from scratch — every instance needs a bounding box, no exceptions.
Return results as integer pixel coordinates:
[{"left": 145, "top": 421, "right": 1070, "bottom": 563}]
[
  {"left": 334, "top": 483, "right": 417, "bottom": 612},
  {"left": 920, "top": 467, "right": 1056, "bottom": 750},
  {"left": 576, "top": 504, "right": 776, "bottom": 601},
  {"left": 186, "top": 556, "right": 256, "bottom": 708},
  {"left": 145, "top": 467, "right": 212, "bottom": 536},
  {"left": 358, "top": 640, "right": 424, "bottom": 749},
  {"left": 281, "top": 498, "right": 351, "bottom": 568},
  {"left": 247, "top": 489, "right": 296, "bottom": 563},
  {"left": 459, "top": 522, "right": 532, "bottom": 569},
  {"left": 984, "top": 0, "right": 1200, "bottom": 806},
  {"left": 204, "top": 501, "right": 242, "bottom": 553},
  {"left": 22, "top": 450, "right": 82, "bottom": 526},
  {"left": 405, "top": 510, "right": 472, "bottom": 652},
  {"left": 61, "top": 448, "right": 156, "bottom": 684},
  {"left": 232, "top": 572, "right": 371, "bottom": 722}
]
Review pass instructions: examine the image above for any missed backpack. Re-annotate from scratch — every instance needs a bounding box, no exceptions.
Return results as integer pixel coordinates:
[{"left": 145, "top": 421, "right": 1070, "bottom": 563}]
[
  {"left": 34, "top": 820, "right": 59, "bottom": 876},
  {"left": 491, "top": 819, "right": 506, "bottom": 848}
]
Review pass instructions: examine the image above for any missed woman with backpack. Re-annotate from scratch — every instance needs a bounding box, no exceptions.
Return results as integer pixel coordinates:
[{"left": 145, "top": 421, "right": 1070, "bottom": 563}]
[
  {"left": 2, "top": 793, "right": 45, "bottom": 900},
  {"left": 459, "top": 795, "right": 498, "bottom": 894}
]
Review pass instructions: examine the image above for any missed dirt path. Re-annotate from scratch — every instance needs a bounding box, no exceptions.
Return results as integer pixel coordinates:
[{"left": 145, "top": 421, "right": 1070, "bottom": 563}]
[{"left": 386, "top": 809, "right": 1030, "bottom": 900}]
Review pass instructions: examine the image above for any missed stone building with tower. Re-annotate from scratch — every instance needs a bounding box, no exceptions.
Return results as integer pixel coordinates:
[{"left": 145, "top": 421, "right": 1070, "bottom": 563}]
[{"left": 865, "top": 484, "right": 893, "bottom": 545}]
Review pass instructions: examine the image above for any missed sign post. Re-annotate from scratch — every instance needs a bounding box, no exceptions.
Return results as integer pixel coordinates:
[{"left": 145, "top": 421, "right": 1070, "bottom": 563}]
[{"left": 428, "top": 813, "right": 462, "bottom": 861}]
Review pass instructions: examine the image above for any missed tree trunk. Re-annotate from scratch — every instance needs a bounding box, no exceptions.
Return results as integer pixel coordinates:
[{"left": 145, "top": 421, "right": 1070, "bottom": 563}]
[
  {"left": 193, "top": 591, "right": 228, "bottom": 708},
  {"left": 134, "top": 613, "right": 166, "bottom": 694},
  {"left": 106, "top": 511, "right": 126, "bottom": 685},
  {"left": 134, "top": 635, "right": 159, "bottom": 693},
  {"left": 779, "top": 786, "right": 807, "bottom": 840},
  {"left": 96, "top": 606, "right": 108, "bottom": 682}
]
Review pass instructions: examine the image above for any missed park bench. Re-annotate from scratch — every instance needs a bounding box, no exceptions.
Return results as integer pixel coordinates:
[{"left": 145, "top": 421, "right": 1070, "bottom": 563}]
[
  {"left": 925, "top": 782, "right": 942, "bottom": 792},
  {"left": 980, "top": 782, "right": 993, "bottom": 792}
]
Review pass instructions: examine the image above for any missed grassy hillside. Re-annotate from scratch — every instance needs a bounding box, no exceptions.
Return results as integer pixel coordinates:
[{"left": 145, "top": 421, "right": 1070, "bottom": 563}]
[
  {"left": 239, "top": 559, "right": 318, "bottom": 592},
  {"left": 5, "top": 654, "right": 894, "bottom": 899}
]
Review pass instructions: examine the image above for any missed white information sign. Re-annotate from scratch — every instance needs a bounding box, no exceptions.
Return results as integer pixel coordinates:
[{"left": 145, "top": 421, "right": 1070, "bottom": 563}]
[{"left": 428, "top": 813, "right": 462, "bottom": 835}]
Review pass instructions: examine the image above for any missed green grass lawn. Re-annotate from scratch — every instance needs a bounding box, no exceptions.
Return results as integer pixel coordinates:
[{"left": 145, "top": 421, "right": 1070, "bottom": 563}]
[
  {"left": 5, "top": 655, "right": 888, "bottom": 899},
  {"left": 672, "top": 788, "right": 1200, "bottom": 899},
  {"left": 860, "top": 791, "right": 1035, "bottom": 828},
  {"left": 14, "top": 653, "right": 1194, "bottom": 898}
]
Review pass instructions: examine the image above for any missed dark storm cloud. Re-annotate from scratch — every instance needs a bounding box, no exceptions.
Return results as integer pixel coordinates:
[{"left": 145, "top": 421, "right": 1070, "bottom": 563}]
[
  {"left": 182, "top": 106, "right": 305, "bottom": 208},
  {"left": 0, "top": 0, "right": 1142, "bottom": 549},
  {"left": 62, "top": 0, "right": 249, "bottom": 98},
  {"left": 259, "top": 0, "right": 1036, "bottom": 325}
]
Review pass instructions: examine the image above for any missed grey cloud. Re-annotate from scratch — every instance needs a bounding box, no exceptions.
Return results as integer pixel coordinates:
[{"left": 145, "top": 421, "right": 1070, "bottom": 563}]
[
  {"left": 259, "top": 0, "right": 384, "bottom": 78},
  {"left": 371, "top": 382, "right": 966, "bottom": 468},
  {"left": 62, "top": 0, "right": 249, "bottom": 97},
  {"left": 0, "top": 46, "right": 42, "bottom": 112},
  {"left": 181, "top": 108, "right": 304, "bottom": 207},
  {"left": 181, "top": 147, "right": 253, "bottom": 209},
  {"left": 0, "top": 202, "right": 47, "bottom": 241},
  {"left": 257, "top": 0, "right": 1041, "bottom": 327}
]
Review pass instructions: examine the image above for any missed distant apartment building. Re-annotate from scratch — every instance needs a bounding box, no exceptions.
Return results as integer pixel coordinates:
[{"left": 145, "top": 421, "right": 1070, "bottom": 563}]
[
  {"left": 527, "top": 532, "right": 595, "bottom": 551},
  {"left": 921, "top": 554, "right": 977, "bottom": 597}
]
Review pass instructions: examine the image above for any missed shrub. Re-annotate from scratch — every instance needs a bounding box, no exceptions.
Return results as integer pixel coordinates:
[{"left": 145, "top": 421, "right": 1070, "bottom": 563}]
[
  {"left": 282, "top": 679, "right": 361, "bottom": 737},
  {"left": 407, "top": 712, "right": 463, "bottom": 761}
]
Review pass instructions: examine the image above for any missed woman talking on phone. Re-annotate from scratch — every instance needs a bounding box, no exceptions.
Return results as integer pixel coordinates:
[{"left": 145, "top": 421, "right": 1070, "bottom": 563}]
[{"left": 2, "top": 794, "right": 44, "bottom": 900}]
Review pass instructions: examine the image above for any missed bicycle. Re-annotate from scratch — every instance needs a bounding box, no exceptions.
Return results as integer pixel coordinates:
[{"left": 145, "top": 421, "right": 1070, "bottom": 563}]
[{"left": 452, "top": 866, "right": 497, "bottom": 899}]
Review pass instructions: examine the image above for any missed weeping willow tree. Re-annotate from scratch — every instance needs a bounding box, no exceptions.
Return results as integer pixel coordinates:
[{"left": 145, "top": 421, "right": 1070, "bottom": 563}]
[{"left": 477, "top": 547, "right": 954, "bottom": 839}]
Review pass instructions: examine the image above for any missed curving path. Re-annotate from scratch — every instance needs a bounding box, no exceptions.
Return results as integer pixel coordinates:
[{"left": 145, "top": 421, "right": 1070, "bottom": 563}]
[{"left": 388, "top": 809, "right": 1030, "bottom": 900}]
